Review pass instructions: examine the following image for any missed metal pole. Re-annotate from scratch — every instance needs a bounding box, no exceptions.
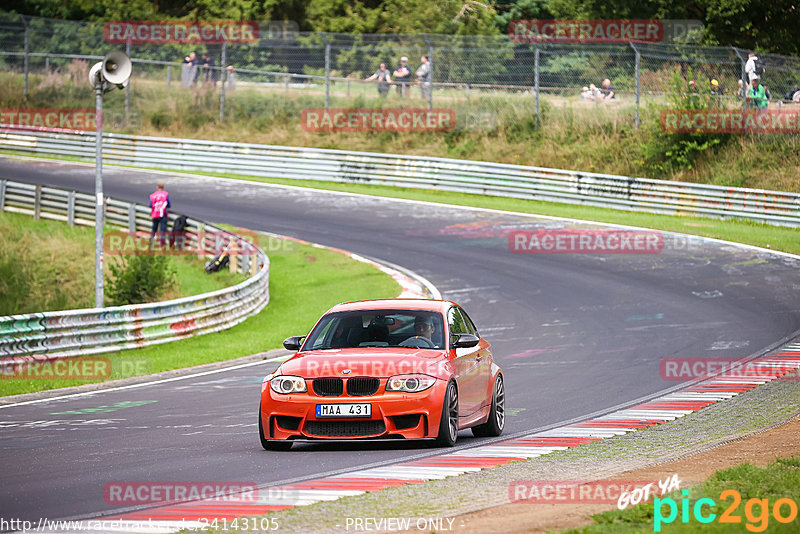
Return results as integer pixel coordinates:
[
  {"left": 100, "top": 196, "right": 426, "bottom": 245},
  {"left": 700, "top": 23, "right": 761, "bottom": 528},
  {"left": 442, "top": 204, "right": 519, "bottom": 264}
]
[
  {"left": 534, "top": 47, "right": 540, "bottom": 120},
  {"left": 732, "top": 47, "right": 748, "bottom": 110},
  {"left": 45, "top": 56, "right": 49, "bottom": 75},
  {"left": 220, "top": 42, "right": 227, "bottom": 121},
  {"left": 424, "top": 34, "right": 433, "bottom": 110},
  {"left": 323, "top": 34, "right": 330, "bottom": 109},
  {"left": 94, "top": 84, "right": 104, "bottom": 308},
  {"left": 631, "top": 42, "right": 641, "bottom": 128},
  {"left": 125, "top": 40, "right": 131, "bottom": 124},
  {"left": 22, "top": 15, "right": 29, "bottom": 99},
  {"left": 167, "top": 65, "right": 172, "bottom": 87}
]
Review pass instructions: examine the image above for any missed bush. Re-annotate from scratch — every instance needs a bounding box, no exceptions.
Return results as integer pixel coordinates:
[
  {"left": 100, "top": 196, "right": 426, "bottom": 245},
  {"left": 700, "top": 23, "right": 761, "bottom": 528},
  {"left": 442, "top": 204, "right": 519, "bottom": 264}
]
[
  {"left": 640, "top": 68, "right": 732, "bottom": 174},
  {"left": 106, "top": 254, "right": 177, "bottom": 306}
]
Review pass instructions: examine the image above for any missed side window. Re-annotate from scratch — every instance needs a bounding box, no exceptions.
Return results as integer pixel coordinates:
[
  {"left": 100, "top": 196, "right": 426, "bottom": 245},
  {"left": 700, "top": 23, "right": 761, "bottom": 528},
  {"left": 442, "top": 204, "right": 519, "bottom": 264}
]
[
  {"left": 448, "top": 307, "right": 468, "bottom": 335},
  {"left": 458, "top": 307, "right": 479, "bottom": 337}
]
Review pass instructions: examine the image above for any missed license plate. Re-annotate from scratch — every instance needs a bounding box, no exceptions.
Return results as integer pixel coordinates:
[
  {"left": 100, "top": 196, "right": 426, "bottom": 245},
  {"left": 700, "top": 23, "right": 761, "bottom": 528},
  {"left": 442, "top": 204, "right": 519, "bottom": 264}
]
[{"left": 316, "top": 403, "right": 372, "bottom": 418}]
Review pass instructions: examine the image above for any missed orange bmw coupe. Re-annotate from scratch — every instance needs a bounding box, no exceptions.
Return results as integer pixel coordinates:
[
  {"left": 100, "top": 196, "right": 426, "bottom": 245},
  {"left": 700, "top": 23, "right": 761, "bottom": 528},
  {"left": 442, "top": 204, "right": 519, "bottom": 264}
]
[{"left": 259, "top": 299, "right": 504, "bottom": 450}]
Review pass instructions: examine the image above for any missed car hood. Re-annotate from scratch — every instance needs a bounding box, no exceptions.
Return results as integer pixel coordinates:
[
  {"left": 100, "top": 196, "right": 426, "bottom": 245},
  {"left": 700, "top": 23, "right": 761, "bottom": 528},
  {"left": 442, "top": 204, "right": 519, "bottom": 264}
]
[{"left": 276, "top": 347, "right": 450, "bottom": 379}]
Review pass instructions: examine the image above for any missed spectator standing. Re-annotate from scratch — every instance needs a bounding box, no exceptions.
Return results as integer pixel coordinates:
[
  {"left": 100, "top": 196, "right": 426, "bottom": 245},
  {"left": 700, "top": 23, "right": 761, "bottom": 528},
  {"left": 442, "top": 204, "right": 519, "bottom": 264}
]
[
  {"left": 202, "top": 53, "right": 217, "bottom": 87},
  {"left": 149, "top": 183, "right": 171, "bottom": 246},
  {"left": 416, "top": 55, "right": 432, "bottom": 100},
  {"left": 745, "top": 52, "right": 765, "bottom": 82},
  {"left": 365, "top": 63, "right": 392, "bottom": 97},
  {"left": 393, "top": 56, "right": 411, "bottom": 97},
  {"left": 746, "top": 77, "right": 768, "bottom": 110},
  {"left": 226, "top": 65, "right": 236, "bottom": 90}
]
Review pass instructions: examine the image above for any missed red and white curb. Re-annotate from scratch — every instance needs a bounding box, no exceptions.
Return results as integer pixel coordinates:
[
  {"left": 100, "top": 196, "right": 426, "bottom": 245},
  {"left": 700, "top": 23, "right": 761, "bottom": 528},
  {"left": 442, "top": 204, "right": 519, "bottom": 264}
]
[{"left": 35, "top": 341, "right": 800, "bottom": 533}]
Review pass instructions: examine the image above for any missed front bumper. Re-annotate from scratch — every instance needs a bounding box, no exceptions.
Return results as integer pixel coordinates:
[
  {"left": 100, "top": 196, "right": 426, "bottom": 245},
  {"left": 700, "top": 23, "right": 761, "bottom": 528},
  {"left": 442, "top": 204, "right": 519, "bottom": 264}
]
[{"left": 260, "top": 378, "right": 447, "bottom": 441}]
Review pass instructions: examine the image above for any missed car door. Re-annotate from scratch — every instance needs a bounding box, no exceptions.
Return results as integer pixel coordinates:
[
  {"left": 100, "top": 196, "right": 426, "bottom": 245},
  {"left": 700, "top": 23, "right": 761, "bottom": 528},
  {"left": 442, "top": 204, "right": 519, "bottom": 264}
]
[
  {"left": 458, "top": 306, "right": 492, "bottom": 411},
  {"left": 449, "top": 306, "right": 481, "bottom": 416}
]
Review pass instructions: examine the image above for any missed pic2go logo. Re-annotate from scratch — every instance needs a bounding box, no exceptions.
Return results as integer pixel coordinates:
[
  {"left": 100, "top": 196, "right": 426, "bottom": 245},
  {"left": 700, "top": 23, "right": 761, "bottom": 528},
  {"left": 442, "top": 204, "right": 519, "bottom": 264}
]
[{"left": 654, "top": 489, "right": 798, "bottom": 532}]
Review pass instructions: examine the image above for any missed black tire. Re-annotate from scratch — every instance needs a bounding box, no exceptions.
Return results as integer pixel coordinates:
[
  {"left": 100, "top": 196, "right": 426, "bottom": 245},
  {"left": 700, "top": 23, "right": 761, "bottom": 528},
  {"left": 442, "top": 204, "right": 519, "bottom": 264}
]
[
  {"left": 471, "top": 375, "right": 505, "bottom": 438},
  {"left": 435, "top": 381, "right": 459, "bottom": 447},
  {"left": 259, "top": 408, "right": 293, "bottom": 451}
]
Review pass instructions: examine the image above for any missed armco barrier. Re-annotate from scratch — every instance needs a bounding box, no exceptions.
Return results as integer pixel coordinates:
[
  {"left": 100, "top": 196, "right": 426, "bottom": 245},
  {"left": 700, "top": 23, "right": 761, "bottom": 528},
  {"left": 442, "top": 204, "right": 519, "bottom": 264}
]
[
  {"left": 0, "top": 179, "right": 269, "bottom": 362},
  {"left": 1, "top": 126, "right": 799, "bottom": 227}
]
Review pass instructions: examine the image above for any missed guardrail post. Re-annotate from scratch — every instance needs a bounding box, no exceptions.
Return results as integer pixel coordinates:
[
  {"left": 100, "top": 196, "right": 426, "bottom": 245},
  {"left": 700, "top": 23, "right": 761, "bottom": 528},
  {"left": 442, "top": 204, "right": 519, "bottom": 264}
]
[
  {"left": 534, "top": 47, "right": 540, "bottom": 123},
  {"left": 127, "top": 203, "right": 136, "bottom": 232},
  {"left": 21, "top": 15, "right": 29, "bottom": 99},
  {"left": 67, "top": 191, "right": 75, "bottom": 226},
  {"left": 45, "top": 56, "right": 49, "bottom": 75},
  {"left": 285, "top": 74, "right": 289, "bottom": 94},
  {"left": 0, "top": 180, "right": 6, "bottom": 211},
  {"left": 33, "top": 184, "right": 41, "bottom": 220},
  {"left": 167, "top": 65, "right": 172, "bottom": 87},
  {"left": 346, "top": 79, "right": 350, "bottom": 99},
  {"left": 219, "top": 41, "right": 227, "bottom": 122},
  {"left": 322, "top": 34, "right": 331, "bottom": 109}
]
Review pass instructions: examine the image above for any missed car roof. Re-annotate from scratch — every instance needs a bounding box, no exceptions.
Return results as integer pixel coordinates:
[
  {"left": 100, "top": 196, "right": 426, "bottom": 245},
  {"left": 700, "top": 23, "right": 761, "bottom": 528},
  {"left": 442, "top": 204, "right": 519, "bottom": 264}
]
[{"left": 326, "top": 299, "right": 454, "bottom": 315}]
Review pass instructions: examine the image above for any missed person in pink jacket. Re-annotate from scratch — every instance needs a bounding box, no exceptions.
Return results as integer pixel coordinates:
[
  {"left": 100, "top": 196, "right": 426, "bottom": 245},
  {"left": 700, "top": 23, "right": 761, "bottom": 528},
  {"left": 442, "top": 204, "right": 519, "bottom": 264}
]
[{"left": 149, "top": 183, "right": 171, "bottom": 245}]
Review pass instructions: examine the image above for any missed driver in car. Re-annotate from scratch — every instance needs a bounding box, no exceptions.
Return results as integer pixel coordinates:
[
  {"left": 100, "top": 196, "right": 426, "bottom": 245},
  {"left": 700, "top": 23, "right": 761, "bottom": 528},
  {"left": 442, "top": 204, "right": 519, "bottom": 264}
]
[{"left": 399, "top": 315, "right": 436, "bottom": 347}]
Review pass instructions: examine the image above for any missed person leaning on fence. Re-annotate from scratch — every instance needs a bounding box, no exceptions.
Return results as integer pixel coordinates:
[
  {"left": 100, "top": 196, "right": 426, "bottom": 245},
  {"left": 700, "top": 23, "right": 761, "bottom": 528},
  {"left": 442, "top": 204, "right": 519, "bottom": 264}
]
[
  {"left": 416, "top": 55, "right": 432, "bottom": 100},
  {"left": 149, "top": 183, "right": 171, "bottom": 246},
  {"left": 181, "top": 52, "right": 199, "bottom": 88},
  {"left": 393, "top": 56, "right": 412, "bottom": 97},
  {"left": 365, "top": 63, "right": 392, "bottom": 97},
  {"left": 746, "top": 76, "right": 769, "bottom": 110}
]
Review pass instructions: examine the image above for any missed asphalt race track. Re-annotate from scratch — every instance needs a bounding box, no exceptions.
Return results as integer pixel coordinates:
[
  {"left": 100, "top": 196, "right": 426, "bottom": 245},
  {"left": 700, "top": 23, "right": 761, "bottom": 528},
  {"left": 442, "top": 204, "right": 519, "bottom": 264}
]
[{"left": 2, "top": 156, "right": 800, "bottom": 523}]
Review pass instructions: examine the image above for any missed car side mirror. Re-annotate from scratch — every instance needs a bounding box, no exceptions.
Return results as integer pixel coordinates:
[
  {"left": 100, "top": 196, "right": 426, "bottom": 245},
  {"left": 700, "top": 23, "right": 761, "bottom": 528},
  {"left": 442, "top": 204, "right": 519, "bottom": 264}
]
[
  {"left": 283, "top": 336, "right": 305, "bottom": 351},
  {"left": 452, "top": 333, "right": 480, "bottom": 348}
]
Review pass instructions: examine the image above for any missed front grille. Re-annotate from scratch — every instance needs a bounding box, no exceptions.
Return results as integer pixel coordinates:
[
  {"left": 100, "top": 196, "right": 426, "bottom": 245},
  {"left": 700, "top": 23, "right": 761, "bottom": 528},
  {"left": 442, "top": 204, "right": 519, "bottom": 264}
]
[
  {"left": 305, "top": 420, "right": 386, "bottom": 437},
  {"left": 313, "top": 378, "right": 343, "bottom": 397},
  {"left": 346, "top": 377, "right": 380, "bottom": 396}
]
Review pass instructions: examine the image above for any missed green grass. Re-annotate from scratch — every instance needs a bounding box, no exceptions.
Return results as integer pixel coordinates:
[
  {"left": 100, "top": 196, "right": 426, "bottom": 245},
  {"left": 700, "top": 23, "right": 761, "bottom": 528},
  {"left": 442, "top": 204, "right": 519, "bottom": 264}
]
[
  {"left": 563, "top": 455, "right": 800, "bottom": 533},
  {"left": 0, "top": 210, "right": 242, "bottom": 315},
  {"left": 0, "top": 237, "right": 400, "bottom": 396}
]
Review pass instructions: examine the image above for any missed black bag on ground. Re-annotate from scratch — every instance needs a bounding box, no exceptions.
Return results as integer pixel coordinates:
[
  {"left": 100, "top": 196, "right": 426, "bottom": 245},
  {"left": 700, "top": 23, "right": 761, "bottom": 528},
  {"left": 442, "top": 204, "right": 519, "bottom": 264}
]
[
  {"left": 170, "top": 215, "right": 188, "bottom": 249},
  {"left": 205, "top": 251, "right": 229, "bottom": 273}
]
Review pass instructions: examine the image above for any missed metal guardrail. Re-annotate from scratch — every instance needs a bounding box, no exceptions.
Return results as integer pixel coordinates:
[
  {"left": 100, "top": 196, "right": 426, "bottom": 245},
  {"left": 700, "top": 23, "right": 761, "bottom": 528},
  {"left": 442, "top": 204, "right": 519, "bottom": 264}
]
[
  {"left": 0, "top": 178, "right": 270, "bottom": 362},
  {"left": 1, "top": 125, "right": 799, "bottom": 227}
]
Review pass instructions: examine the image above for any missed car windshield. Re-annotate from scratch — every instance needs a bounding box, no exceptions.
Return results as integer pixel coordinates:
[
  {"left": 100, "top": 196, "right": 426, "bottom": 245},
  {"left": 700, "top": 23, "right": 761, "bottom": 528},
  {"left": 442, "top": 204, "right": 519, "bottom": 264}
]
[{"left": 302, "top": 310, "right": 445, "bottom": 350}]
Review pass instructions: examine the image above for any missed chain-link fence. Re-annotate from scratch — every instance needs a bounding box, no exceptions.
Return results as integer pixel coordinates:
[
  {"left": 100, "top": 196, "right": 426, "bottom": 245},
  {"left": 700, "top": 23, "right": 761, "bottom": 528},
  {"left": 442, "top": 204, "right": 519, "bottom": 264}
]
[{"left": 2, "top": 12, "right": 800, "bottom": 131}]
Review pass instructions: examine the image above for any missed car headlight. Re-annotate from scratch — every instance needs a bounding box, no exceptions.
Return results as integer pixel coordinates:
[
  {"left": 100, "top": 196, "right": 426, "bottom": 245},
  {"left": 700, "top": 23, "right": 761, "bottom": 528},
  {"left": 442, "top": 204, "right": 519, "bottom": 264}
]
[
  {"left": 270, "top": 375, "right": 307, "bottom": 394},
  {"left": 386, "top": 374, "right": 436, "bottom": 393}
]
